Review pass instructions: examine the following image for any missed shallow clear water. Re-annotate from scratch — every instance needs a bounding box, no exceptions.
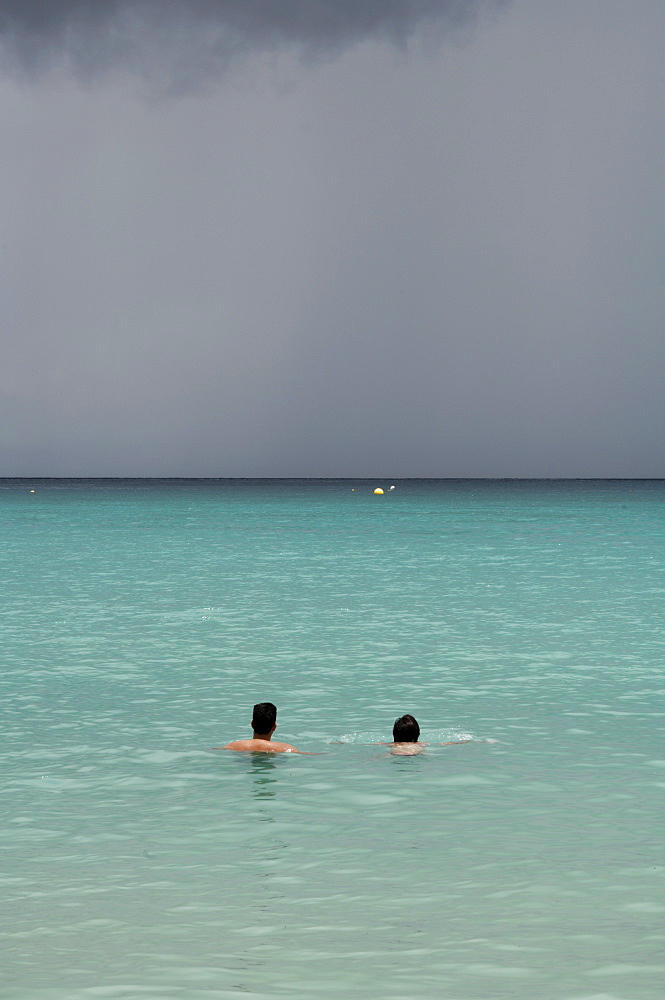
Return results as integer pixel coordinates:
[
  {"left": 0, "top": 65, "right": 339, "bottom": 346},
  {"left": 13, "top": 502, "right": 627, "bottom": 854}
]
[{"left": 2, "top": 479, "right": 664, "bottom": 1000}]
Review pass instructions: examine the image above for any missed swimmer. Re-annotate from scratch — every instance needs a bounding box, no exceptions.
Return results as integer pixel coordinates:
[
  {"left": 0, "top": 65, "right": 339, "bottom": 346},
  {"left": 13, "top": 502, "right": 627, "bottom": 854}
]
[
  {"left": 388, "top": 714, "right": 426, "bottom": 755},
  {"left": 381, "top": 715, "right": 471, "bottom": 755},
  {"left": 216, "top": 702, "right": 310, "bottom": 754}
]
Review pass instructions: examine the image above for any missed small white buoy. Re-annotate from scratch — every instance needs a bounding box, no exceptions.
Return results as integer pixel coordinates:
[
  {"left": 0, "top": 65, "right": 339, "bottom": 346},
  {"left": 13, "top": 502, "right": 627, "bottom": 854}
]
[
  {"left": 29, "top": 489, "right": 35, "bottom": 493},
  {"left": 373, "top": 488, "right": 384, "bottom": 494},
  {"left": 389, "top": 485, "right": 395, "bottom": 490}
]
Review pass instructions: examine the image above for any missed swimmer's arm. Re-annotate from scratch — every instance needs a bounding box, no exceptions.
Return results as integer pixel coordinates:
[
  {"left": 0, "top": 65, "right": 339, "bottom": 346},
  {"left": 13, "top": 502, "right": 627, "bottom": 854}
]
[
  {"left": 275, "top": 742, "right": 323, "bottom": 754},
  {"left": 372, "top": 739, "right": 473, "bottom": 746}
]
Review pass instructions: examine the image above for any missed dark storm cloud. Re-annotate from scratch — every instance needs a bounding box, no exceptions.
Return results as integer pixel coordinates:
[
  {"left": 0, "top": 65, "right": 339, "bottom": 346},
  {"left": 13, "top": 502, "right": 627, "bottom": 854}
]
[
  {"left": 0, "top": 0, "right": 505, "bottom": 80},
  {"left": 0, "top": 0, "right": 501, "bottom": 43},
  {"left": 2, "top": 0, "right": 664, "bottom": 478}
]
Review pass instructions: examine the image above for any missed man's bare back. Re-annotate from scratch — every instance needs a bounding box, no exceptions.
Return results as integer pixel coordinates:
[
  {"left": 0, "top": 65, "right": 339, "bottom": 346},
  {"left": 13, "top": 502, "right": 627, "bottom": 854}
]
[
  {"left": 220, "top": 738, "right": 303, "bottom": 754},
  {"left": 388, "top": 740, "right": 469, "bottom": 755},
  {"left": 390, "top": 741, "right": 426, "bottom": 756}
]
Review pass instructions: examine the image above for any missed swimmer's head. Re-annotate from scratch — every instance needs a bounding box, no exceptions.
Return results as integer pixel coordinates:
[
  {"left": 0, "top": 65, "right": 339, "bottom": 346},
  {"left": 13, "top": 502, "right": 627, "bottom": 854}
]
[
  {"left": 393, "top": 714, "right": 420, "bottom": 743},
  {"left": 252, "top": 702, "right": 277, "bottom": 735}
]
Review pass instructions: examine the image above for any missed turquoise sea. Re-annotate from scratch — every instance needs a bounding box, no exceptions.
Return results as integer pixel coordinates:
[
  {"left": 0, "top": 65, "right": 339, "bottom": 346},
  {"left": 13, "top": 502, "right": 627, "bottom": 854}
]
[{"left": 2, "top": 479, "right": 664, "bottom": 1000}]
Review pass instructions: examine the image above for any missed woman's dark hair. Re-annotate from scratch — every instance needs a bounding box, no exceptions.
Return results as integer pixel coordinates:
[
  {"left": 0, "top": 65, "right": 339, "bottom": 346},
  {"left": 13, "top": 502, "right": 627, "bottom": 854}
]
[
  {"left": 393, "top": 714, "right": 420, "bottom": 742},
  {"left": 252, "top": 702, "right": 277, "bottom": 734}
]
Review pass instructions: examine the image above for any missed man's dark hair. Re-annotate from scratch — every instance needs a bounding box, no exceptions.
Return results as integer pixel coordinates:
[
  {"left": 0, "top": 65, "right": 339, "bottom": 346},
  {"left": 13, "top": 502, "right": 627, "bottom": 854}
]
[
  {"left": 252, "top": 702, "right": 277, "bottom": 734},
  {"left": 393, "top": 714, "right": 420, "bottom": 742}
]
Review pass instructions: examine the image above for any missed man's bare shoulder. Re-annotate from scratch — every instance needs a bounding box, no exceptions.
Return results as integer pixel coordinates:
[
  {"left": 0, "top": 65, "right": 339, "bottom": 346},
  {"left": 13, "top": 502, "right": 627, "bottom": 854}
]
[
  {"left": 390, "top": 742, "right": 426, "bottom": 756},
  {"left": 390, "top": 739, "right": 472, "bottom": 754},
  {"left": 215, "top": 739, "right": 303, "bottom": 754}
]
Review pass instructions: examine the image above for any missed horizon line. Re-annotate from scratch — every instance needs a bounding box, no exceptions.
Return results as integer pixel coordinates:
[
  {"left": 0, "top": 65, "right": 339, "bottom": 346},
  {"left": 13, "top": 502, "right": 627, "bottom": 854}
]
[{"left": 2, "top": 476, "right": 664, "bottom": 483}]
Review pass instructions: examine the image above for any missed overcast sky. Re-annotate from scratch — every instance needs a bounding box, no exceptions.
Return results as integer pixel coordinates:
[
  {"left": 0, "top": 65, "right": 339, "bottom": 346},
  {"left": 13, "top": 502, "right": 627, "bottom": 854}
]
[{"left": 1, "top": 0, "right": 664, "bottom": 477}]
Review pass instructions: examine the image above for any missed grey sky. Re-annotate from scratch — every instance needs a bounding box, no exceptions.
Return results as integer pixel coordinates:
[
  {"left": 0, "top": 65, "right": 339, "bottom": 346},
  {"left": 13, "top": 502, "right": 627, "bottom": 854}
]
[{"left": 1, "top": 0, "right": 664, "bottom": 476}]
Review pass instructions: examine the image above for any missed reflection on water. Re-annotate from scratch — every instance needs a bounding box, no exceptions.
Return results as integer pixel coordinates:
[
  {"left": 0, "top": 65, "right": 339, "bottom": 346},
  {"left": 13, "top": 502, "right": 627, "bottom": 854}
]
[{"left": 250, "top": 752, "right": 278, "bottom": 802}]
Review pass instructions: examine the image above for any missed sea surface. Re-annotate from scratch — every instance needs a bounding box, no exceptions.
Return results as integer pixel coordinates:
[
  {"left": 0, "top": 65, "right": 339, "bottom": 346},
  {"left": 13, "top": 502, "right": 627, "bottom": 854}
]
[{"left": 1, "top": 478, "right": 664, "bottom": 1000}]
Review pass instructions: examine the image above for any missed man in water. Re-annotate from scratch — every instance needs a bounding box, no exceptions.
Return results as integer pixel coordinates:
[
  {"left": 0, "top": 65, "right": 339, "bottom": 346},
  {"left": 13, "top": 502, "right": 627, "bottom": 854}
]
[
  {"left": 387, "top": 715, "right": 471, "bottom": 755},
  {"left": 390, "top": 714, "right": 427, "bottom": 755},
  {"left": 217, "top": 702, "right": 307, "bottom": 754}
]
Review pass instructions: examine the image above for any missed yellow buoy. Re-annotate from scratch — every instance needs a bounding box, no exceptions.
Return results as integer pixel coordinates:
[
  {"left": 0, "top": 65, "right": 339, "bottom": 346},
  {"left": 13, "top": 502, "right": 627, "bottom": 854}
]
[{"left": 373, "top": 488, "right": 384, "bottom": 494}]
